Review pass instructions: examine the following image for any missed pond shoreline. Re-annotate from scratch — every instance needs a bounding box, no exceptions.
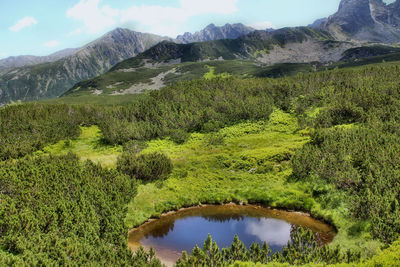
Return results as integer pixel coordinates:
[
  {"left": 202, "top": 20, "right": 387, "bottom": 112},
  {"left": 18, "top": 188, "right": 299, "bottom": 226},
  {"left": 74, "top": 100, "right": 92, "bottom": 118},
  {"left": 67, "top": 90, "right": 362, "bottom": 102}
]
[
  {"left": 128, "top": 202, "right": 337, "bottom": 235},
  {"left": 128, "top": 202, "right": 337, "bottom": 266}
]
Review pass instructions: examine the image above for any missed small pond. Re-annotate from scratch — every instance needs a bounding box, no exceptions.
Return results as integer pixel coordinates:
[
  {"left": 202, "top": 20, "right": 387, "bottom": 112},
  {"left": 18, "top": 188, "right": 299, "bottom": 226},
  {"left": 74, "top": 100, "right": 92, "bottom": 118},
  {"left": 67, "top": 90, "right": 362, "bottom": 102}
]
[{"left": 128, "top": 204, "right": 335, "bottom": 265}]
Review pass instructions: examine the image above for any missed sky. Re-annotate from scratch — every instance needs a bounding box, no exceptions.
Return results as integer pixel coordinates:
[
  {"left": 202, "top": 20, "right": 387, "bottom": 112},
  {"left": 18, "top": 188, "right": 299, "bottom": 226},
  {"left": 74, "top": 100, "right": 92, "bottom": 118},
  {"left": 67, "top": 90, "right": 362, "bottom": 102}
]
[{"left": 0, "top": 0, "right": 395, "bottom": 58}]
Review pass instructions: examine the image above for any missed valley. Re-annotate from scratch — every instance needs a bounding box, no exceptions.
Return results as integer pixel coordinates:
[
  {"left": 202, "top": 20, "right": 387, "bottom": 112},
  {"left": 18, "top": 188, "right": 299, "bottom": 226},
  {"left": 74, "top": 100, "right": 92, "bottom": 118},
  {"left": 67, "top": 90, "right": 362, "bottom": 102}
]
[{"left": 1, "top": 0, "right": 400, "bottom": 266}]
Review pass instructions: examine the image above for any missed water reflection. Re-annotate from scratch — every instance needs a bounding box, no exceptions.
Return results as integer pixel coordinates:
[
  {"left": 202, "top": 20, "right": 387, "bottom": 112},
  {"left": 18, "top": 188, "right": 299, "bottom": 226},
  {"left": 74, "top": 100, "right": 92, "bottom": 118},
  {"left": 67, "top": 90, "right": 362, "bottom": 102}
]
[
  {"left": 128, "top": 205, "right": 335, "bottom": 266},
  {"left": 202, "top": 214, "right": 245, "bottom": 223},
  {"left": 245, "top": 218, "right": 291, "bottom": 246}
]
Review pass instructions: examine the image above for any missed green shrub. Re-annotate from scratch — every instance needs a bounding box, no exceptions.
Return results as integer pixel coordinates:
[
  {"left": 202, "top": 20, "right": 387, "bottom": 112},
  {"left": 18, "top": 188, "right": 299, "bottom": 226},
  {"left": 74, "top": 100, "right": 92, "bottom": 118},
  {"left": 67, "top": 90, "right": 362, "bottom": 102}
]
[
  {"left": 0, "top": 154, "right": 139, "bottom": 266},
  {"left": 175, "top": 227, "right": 360, "bottom": 266},
  {"left": 117, "top": 152, "right": 173, "bottom": 181},
  {"left": 205, "top": 133, "right": 226, "bottom": 146},
  {"left": 168, "top": 129, "right": 190, "bottom": 144}
]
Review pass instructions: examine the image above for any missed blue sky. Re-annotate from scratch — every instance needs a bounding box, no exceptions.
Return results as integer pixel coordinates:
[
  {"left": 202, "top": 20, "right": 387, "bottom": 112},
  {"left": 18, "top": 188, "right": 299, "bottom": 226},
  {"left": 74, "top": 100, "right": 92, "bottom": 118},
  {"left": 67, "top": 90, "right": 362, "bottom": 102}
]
[{"left": 0, "top": 0, "right": 395, "bottom": 58}]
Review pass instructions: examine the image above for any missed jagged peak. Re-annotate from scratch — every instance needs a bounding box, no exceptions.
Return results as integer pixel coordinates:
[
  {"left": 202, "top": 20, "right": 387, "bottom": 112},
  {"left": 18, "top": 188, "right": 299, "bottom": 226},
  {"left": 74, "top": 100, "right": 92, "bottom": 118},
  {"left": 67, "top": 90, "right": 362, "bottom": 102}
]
[{"left": 205, "top": 23, "right": 216, "bottom": 29}]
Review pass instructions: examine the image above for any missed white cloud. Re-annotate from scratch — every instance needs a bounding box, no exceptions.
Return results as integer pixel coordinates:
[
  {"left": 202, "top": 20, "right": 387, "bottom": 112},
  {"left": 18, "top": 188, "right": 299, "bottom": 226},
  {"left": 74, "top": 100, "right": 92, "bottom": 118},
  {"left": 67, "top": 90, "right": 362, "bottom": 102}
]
[
  {"left": 180, "top": 0, "right": 238, "bottom": 15},
  {"left": 44, "top": 40, "right": 61, "bottom": 48},
  {"left": 66, "top": 0, "right": 239, "bottom": 37},
  {"left": 67, "top": 28, "right": 83, "bottom": 37},
  {"left": 120, "top": 5, "right": 187, "bottom": 36},
  {"left": 249, "top": 21, "right": 276, "bottom": 30},
  {"left": 66, "top": 0, "right": 117, "bottom": 34},
  {"left": 9, "top": 17, "right": 38, "bottom": 32},
  {"left": 246, "top": 218, "right": 291, "bottom": 246},
  {"left": 0, "top": 53, "right": 7, "bottom": 59}
]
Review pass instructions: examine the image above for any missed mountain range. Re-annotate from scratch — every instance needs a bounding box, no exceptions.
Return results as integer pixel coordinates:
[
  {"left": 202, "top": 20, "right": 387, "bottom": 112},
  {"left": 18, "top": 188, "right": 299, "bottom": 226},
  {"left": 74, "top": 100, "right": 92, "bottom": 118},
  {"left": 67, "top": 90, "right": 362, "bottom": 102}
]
[
  {"left": 0, "top": 23, "right": 255, "bottom": 104},
  {"left": 176, "top": 23, "right": 255, "bottom": 43},
  {"left": 315, "top": 0, "right": 400, "bottom": 43},
  {"left": 0, "top": 48, "right": 79, "bottom": 71},
  {"left": 3, "top": 0, "right": 400, "bottom": 104}
]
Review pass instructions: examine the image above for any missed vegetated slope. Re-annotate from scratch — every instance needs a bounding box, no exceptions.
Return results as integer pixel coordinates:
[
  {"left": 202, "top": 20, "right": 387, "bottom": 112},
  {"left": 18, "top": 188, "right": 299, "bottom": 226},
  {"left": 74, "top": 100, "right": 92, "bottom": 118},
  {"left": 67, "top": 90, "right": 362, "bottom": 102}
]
[
  {"left": 0, "top": 28, "right": 171, "bottom": 104},
  {"left": 2, "top": 62, "right": 400, "bottom": 265},
  {"left": 316, "top": 0, "right": 400, "bottom": 43},
  {"left": 64, "top": 59, "right": 317, "bottom": 96},
  {"left": 0, "top": 23, "right": 258, "bottom": 105},
  {"left": 116, "top": 27, "right": 346, "bottom": 65},
  {"left": 64, "top": 41, "right": 400, "bottom": 97},
  {"left": 65, "top": 27, "right": 356, "bottom": 96}
]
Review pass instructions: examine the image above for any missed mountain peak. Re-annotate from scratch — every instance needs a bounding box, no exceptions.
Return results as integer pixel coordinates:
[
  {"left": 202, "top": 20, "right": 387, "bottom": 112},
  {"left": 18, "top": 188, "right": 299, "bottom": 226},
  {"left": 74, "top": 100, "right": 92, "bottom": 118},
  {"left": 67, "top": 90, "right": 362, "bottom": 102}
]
[
  {"left": 318, "top": 0, "right": 400, "bottom": 43},
  {"left": 176, "top": 23, "right": 254, "bottom": 43}
]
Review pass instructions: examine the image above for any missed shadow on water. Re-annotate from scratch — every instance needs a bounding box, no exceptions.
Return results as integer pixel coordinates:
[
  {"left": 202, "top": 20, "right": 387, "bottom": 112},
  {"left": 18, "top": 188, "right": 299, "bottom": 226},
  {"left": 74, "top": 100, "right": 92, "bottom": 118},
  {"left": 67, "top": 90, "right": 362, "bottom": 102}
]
[{"left": 128, "top": 204, "right": 336, "bottom": 266}]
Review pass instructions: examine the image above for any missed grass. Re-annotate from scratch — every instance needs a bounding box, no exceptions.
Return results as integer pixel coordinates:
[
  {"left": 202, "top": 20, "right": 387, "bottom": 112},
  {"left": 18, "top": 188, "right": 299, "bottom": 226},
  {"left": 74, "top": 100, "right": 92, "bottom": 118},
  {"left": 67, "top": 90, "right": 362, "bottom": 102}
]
[
  {"left": 124, "top": 110, "right": 380, "bottom": 256},
  {"left": 204, "top": 65, "right": 232, "bottom": 79},
  {"left": 35, "top": 125, "right": 122, "bottom": 167},
  {"left": 27, "top": 109, "right": 387, "bottom": 259},
  {"left": 65, "top": 60, "right": 319, "bottom": 97}
]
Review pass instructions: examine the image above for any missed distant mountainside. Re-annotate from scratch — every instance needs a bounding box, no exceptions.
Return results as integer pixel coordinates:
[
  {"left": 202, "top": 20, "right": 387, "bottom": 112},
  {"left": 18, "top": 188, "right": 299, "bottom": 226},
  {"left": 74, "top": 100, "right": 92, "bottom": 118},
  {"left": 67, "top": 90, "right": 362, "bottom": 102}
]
[
  {"left": 115, "top": 27, "right": 352, "bottom": 67},
  {"left": 177, "top": 23, "right": 255, "bottom": 43},
  {"left": 0, "top": 28, "right": 172, "bottom": 104},
  {"left": 5, "top": 0, "right": 400, "bottom": 104},
  {"left": 316, "top": 0, "right": 400, "bottom": 43},
  {"left": 0, "top": 24, "right": 258, "bottom": 104},
  {"left": 0, "top": 48, "right": 80, "bottom": 71},
  {"left": 65, "top": 27, "right": 363, "bottom": 96}
]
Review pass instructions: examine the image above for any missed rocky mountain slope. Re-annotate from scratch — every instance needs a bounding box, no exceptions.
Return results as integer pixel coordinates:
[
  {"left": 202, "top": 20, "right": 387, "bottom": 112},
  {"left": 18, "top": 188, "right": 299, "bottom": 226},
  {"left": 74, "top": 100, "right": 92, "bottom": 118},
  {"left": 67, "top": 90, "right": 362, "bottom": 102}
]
[
  {"left": 4, "top": 0, "right": 400, "bottom": 104},
  {"left": 0, "top": 24, "right": 257, "bottom": 104},
  {"left": 0, "top": 28, "right": 171, "bottom": 103},
  {"left": 65, "top": 27, "right": 364, "bottom": 96},
  {"left": 0, "top": 48, "right": 79, "bottom": 71},
  {"left": 118, "top": 27, "right": 353, "bottom": 66},
  {"left": 177, "top": 23, "right": 255, "bottom": 43},
  {"left": 317, "top": 0, "right": 400, "bottom": 43}
]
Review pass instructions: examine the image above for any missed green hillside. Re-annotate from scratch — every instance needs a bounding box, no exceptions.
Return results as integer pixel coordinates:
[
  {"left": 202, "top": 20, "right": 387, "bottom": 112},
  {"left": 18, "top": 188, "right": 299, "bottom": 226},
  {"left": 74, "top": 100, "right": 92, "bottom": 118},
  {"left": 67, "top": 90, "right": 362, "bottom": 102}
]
[
  {"left": 64, "top": 60, "right": 317, "bottom": 96},
  {"left": 63, "top": 31, "right": 400, "bottom": 98},
  {"left": 1, "top": 61, "right": 400, "bottom": 266}
]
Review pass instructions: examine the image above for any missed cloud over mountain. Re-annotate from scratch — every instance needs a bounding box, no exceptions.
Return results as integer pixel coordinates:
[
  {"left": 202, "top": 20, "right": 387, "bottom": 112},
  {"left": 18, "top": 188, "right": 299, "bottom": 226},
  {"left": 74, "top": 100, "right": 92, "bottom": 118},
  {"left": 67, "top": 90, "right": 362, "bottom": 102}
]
[
  {"left": 66, "top": 0, "right": 239, "bottom": 37},
  {"left": 9, "top": 17, "right": 38, "bottom": 32}
]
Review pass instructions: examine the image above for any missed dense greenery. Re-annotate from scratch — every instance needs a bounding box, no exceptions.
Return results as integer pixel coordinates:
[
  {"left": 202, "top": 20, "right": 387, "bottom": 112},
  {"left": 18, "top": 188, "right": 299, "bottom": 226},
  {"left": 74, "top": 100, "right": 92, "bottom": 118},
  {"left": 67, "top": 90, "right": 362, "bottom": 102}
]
[
  {"left": 97, "top": 78, "right": 274, "bottom": 144},
  {"left": 117, "top": 151, "right": 173, "bottom": 181},
  {"left": 175, "top": 228, "right": 360, "bottom": 266},
  {"left": 2, "top": 59, "right": 400, "bottom": 265},
  {"left": 0, "top": 103, "right": 93, "bottom": 160},
  {"left": 0, "top": 153, "right": 151, "bottom": 266}
]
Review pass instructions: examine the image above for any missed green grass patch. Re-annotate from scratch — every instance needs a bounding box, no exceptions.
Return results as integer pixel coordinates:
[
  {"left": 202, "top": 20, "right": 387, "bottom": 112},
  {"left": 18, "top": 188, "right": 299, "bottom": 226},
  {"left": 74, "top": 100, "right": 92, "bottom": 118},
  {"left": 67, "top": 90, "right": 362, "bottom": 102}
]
[
  {"left": 35, "top": 125, "right": 122, "bottom": 167},
  {"left": 125, "top": 110, "right": 379, "bottom": 256},
  {"left": 204, "top": 65, "right": 232, "bottom": 79}
]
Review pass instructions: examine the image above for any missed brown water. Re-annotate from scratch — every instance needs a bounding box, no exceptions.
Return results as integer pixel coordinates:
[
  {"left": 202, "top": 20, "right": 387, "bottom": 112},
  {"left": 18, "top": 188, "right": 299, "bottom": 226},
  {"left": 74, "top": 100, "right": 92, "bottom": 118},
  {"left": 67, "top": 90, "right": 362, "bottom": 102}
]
[{"left": 128, "top": 204, "right": 336, "bottom": 266}]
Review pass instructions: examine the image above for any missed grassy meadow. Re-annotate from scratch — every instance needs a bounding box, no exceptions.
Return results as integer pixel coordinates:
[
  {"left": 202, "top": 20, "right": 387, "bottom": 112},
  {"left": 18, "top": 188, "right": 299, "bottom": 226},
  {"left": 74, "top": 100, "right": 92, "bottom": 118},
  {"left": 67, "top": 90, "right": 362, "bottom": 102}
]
[{"left": 35, "top": 126, "right": 122, "bottom": 167}]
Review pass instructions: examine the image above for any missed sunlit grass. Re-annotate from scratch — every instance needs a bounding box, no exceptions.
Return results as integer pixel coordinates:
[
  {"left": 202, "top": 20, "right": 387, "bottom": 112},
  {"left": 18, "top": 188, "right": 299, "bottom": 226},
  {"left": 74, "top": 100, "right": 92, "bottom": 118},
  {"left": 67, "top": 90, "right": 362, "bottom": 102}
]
[
  {"left": 35, "top": 125, "right": 122, "bottom": 167},
  {"left": 204, "top": 65, "right": 232, "bottom": 79},
  {"left": 124, "top": 110, "right": 381, "bottom": 255}
]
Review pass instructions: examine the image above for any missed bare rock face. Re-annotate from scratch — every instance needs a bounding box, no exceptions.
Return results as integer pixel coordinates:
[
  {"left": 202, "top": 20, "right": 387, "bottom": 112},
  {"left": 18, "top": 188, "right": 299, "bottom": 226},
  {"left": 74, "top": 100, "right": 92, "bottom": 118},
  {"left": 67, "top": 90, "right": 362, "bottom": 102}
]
[
  {"left": 332, "top": 0, "right": 375, "bottom": 34},
  {"left": 319, "top": 0, "right": 400, "bottom": 43},
  {"left": 177, "top": 23, "right": 255, "bottom": 43},
  {"left": 388, "top": 0, "right": 400, "bottom": 26}
]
